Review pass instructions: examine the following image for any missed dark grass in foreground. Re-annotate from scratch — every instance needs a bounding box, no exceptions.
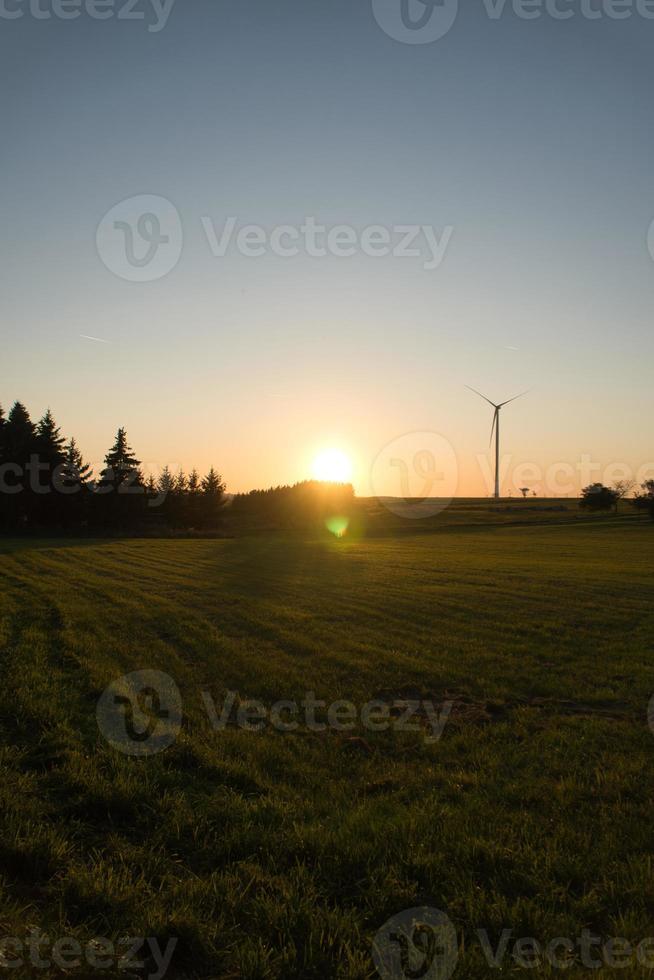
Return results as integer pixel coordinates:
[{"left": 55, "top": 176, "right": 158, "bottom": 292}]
[{"left": 0, "top": 513, "right": 653, "bottom": 977}]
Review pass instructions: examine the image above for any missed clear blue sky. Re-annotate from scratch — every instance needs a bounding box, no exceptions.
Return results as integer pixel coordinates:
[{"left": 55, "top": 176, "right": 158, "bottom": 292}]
[{"left": 2, "top": 1, "right": 653, "bottom": 494}]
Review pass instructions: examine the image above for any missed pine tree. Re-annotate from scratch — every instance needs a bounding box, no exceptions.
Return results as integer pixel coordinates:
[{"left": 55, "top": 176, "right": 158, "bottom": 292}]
[
  {"left": 93, "top": 428, "right": 144, "bottom": 529},
  {"left": 2, "top": 403, "right": 37, "bottom": 527},
  {"left": 55, "top": 438, "right": 93, "bottom": 528},
  {"left": 144, "top": 474, "right": 160, "bottom": 526},
  {"left": 185, "top": 468, "right": 202, "bottom": 527},
  {"left": 97, "top": 427, "right": 143, "bottom": 492},
  {"left": 152, "top": 465, "right": 174, "bottom": 523},
  {"left": 187, "top": 469, "right": 201, "bottom": 495},
  {"left": 30, "top": 410, "right": 67, "bottom": 526},
  {"left": 167, "top": 469, "right": 189, "bottom": 527},
  {"left": 36, "top": 409, "right": 66, "bottom": 468},
  {"left": 60, "top": 438, "right": 93, "bottom": 490},
  {"left": 34, "top": 409, "right": 67, "bottom": 524},
  {"left": 201, "top": 467, "right": 226, "bottom": 498},
  {"left": 198, "top": 467, "right": 226, "bottom": 528},
  {"left": 4, "top": 402, "right": 36, "bottom": 465},
  {"left": 157, "top": 465, "right": 175, "bottom": 496}
]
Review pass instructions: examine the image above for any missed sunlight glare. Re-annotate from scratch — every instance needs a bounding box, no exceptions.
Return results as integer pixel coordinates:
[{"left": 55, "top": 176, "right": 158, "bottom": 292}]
[{"left": 312, "top": 448, "right": 353, "bottom": 484}]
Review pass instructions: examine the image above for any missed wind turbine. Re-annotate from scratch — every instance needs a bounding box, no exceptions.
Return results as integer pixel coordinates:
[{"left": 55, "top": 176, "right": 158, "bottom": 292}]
[{"left": 466, "top": 386, "right": 529, "bottom": 499}]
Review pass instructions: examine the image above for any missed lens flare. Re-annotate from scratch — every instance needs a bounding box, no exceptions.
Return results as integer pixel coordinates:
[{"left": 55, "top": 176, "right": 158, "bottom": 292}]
[{"left": 325, "top": 515, "right": 349, "bottom": 538}]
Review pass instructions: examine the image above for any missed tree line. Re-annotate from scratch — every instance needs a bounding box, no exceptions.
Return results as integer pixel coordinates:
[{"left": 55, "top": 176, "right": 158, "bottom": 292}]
[
  {"left": 580, "top": 480, "right": 654, "bottom": 518},
  {"left": 230, "top": 480, "right": 355, "bottom": 529},
  {"left": 0, "top": 401, "right": 226, "bottom": 532}
]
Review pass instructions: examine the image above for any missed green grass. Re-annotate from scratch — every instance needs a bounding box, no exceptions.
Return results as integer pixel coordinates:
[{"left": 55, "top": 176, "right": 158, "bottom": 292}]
[{"left": 0, "top": 510, "right": 653, "bottom": 977}]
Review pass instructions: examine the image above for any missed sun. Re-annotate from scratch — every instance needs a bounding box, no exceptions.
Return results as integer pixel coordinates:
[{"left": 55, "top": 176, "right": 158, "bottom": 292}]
[{"left": 312, "top": 448, "right": 353, "bottom": 484}]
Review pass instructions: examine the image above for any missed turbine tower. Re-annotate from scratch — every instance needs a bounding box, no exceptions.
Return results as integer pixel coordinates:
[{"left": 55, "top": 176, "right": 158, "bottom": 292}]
[{"left": 466, "top": 386, "right": 528, "bottom": 499}]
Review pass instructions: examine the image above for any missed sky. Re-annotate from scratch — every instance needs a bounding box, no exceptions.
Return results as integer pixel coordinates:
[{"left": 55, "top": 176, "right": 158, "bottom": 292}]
[{"left": 2, "top": 0, "right": 654, "bottom": 497}]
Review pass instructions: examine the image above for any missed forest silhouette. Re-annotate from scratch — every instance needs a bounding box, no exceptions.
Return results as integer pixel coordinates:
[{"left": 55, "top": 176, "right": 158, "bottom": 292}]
[{"left": 0, "top": 401, "right": 355, "bottom": 534}]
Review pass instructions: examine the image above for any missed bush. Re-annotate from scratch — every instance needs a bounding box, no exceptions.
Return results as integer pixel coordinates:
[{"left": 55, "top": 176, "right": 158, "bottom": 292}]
[
  {"left": 632, "top": 480, "right": 654, "bottom": 520},
  {"left": 579, "top": 483, "right": 619, "bottom": 513}
]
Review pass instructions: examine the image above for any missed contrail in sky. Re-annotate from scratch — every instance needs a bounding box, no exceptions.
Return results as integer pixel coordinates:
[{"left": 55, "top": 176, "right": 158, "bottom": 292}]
[{"left": 80, "top": 334, "right": 111, "bottom": 344}]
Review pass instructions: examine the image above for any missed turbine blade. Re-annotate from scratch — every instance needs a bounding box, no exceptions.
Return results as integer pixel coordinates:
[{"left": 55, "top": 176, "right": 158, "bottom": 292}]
[
  {"left": 489, "top": 408, "right": 498, "bottom": 448},
  {"left": 498, "top": 389, "right": 531, "bottom": 408},
  {"left": 465, "top": 385, "right": 498, "bottom": 409}
]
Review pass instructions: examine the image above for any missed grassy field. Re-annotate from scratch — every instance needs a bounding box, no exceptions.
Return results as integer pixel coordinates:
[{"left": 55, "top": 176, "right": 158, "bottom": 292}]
[{"left": 0, "top": 507, "right": 653, "bottom": 978}]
